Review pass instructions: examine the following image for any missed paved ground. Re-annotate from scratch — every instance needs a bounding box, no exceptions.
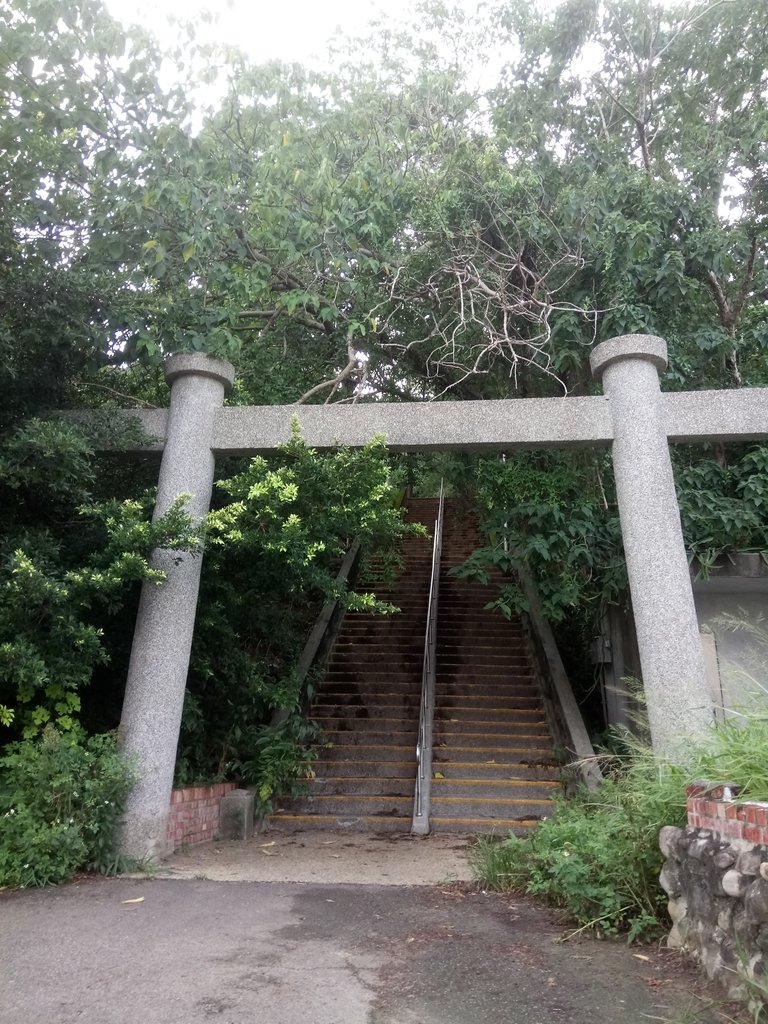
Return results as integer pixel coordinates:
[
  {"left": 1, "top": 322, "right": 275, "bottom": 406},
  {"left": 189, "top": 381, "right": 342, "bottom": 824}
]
[
  {"left": 162, "top": 830, "right": 474, "bottom": 885},
  {"left": 0, "top": 872, "right": 742, "bottom": 1024}
]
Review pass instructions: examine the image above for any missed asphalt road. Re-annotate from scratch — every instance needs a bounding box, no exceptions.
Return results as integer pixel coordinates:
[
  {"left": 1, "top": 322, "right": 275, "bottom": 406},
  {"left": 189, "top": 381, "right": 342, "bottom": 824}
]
[{"left": 0, "top": 877, "right": 733, "bottom": 1024}]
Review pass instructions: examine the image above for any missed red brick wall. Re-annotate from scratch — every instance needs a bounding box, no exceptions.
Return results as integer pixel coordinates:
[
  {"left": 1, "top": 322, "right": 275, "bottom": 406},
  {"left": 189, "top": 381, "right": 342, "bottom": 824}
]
[
  {"left": 686, "top": 781, "right": 768, "bottom": 845},
  {"left": 166, "top": 782, "right": 238, "bottom": 854}
]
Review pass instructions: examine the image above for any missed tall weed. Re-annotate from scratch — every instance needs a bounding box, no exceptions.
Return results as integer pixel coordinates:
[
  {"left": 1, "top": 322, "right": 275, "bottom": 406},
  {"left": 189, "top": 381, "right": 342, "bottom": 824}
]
[{"left": 472, "top": 715, "right": 768, "bottom": 942}]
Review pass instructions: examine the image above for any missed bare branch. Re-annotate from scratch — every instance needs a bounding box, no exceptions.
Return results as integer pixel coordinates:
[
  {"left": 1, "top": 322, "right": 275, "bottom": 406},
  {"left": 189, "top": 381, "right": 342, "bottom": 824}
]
[
  {"left": 76, "top": 381, "right": 159, "bottom": 409},
  {"left": 734, "top": 236, "right": 758, "bottom": 322},
  {"left": 294, "top": 341, "right": 361, "bottom": 405},
  {"left": 705, "top": 269, "right": 734, "bottom": 332}
]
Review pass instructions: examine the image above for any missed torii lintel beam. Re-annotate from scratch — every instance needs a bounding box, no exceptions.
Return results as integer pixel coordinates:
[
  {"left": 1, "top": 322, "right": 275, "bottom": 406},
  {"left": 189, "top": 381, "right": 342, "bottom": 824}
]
[{"left": 123, "top": 388, "right": 768, "bottom": 456}]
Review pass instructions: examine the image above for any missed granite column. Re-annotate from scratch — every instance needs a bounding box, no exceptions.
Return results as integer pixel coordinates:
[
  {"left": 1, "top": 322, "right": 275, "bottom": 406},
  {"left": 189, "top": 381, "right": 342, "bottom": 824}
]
[
  {"left": 591, "top": 335, "right": 713, "bottom": 757},
  {"left": 119, "top": 354, "right": 234, "bottom": 860}
]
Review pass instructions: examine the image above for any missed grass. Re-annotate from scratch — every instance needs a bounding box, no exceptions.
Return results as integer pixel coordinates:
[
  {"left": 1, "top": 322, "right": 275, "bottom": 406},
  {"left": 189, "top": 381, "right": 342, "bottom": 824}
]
[{"left": 471, "top": 710, "right": 768, "bottom": 944}]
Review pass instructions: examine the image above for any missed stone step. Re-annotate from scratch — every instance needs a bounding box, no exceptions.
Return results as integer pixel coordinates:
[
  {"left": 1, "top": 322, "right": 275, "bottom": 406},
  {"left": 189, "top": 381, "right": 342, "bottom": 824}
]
[
  {"left": 280, "top": 794, "right": 414, "bottom": 817},
  {"left": 435, "top": 685, "right": 540, "bottom": 699},
  {"left": 437, "top": 696, "right": 544, "bottom": 708},
  {"left": 361, "top": 585, "right": 432, "bottom": 593},
  {"left": 313, "top": 702, "right": 420, "bottom": 717},
  {"left": 321, "top": 681, "right": 422, "bottom": 694},
  {"left": 333, "top": 642, "right": 425, "bottom": 652},
  {"left": 431, "top": 778, "right": 559, "bottom": 799},
  {"left": 435, "top": 678, "right": 538, "bottom": 690},
  {"left": 436, "top": 666, "right": 535, "bottom": 676},
  {"left": 267, "top": 813, "right": 412, "bottom": 833},
  {"left": 433, "top": 706, "right": 546, "bottom": 722},
  {"left": 430, "top": 760, "right": 560, "bottom": 781},
  {"left": 313, "top": 759, "right": 414, "bottom": 778},
  {"left": 322, "top": 729, "right": 418, "bottom": 746},
  {"left": 317, "top": 743, "right": 415, "bottom": 762},
  {"left": 336, "top": 627, "right": 423, "bottom": 635},
  {"left": 329, "top": 651, "right": 425, "bottom": 663},
  {"left": 313, "top": 716, "right": 418, "bottom": 732},
  {"left": 433, "top": 741, "right": 553, "bottom": 757},
  {"left": 429, "top": 816, "right": 538, "bottom": 836},
  {"left": 308, "top": 776, "right": 415, "bottom": 797},
  {"left": 317, "top": 692, "right": 421, "bottom": 707},
  {"left": 434, "top": 720, "right": 550, "bottom": 737},
  {"left": 429, "top": 795, "right": 553, "bottom": 819},
  {"left": 437, "top": 638, "right": 525, "bottom": 648},
  {"left": 436, "top": 631, "right": 525, "bottom": 641},
  {"left": 436, "top": 655, "right": 532, "bottom": 663},
  {"left": 324, "top": 671, "right": 422, "bottom": 682}
]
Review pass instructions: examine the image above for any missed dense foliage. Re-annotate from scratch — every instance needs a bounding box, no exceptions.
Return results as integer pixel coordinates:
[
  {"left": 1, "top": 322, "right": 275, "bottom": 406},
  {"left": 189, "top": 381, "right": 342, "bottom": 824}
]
[
  {"left": 472, "top": 714, "right": 768, "bottom": 942},
  {"left": 177, "top": 430, "right": 414, "bottom": 791},
  {"left": 0, "top": 415, "right": 200, "bottom": 736},
  {"left": 0, "top": 727, "right": 136, "bottom": 886},
  {"left": 2, "top": 0, "right": 768, "bottom": 876}
]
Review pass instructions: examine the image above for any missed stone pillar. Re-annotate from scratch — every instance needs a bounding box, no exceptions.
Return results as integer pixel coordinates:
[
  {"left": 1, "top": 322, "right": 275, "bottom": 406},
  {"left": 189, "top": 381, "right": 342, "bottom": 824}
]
[
  {"left": 119, "top": 353, "right": 234, "bottom": 861},
  {"left": 590, "top": 335, "right": 713, "bottom": 758}
]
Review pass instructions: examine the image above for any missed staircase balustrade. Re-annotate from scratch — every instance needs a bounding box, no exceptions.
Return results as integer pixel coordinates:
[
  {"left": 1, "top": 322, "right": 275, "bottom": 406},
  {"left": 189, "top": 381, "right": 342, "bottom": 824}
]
[
  {"left": 270, "top": 541, "right": 362, "bottom": 729},
  {"left": 518, "top": 570, "right": 603, "bottom": 793},
  {"left": 411, "top": 484, "right": 444, "bottom": 835}
]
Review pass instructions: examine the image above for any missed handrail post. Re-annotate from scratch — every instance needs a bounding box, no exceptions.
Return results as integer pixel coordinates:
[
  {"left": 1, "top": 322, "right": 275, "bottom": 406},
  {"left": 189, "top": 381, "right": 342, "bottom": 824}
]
[{"left": 411, "top": 483, "right": 444, "bottom": 836}]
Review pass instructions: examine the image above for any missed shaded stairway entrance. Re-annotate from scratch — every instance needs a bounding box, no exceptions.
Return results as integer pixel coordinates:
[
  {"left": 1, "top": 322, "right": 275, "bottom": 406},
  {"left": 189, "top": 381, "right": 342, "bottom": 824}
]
[
  {"left": 270, "top": 499, "right": 438, "bottom": 831},
  {"left": 269, "top": 498, "right": 559, "bottom": 834},
  {"left": 430, "top": 503, "right": 560, "bottom": 832}
]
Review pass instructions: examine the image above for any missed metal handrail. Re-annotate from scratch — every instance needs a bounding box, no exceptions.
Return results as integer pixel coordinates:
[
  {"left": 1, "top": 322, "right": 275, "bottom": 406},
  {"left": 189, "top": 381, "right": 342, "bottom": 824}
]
[{"left": 411, "top": 483, "right": 445, "bottom": 836}]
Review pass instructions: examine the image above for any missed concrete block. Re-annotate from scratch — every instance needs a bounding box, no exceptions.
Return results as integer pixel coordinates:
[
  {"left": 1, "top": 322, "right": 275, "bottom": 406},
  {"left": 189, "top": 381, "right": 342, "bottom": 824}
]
[{"left": 220, "top": 789, "right": 255, "bottom": 841}]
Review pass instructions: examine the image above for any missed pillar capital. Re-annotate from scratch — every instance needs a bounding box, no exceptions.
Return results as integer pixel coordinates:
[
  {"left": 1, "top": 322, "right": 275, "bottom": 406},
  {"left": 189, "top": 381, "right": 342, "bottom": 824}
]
[
  {"left": 165, "top": 352, "right": 235, "bottom": 393},
  {"left": 590, "top": 334, "right": 667, "bottom": 380}
]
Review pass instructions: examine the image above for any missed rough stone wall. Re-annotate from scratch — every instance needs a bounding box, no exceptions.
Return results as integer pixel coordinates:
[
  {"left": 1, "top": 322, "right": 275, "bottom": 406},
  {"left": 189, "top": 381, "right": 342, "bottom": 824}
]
[
  {"left": 166, "top": 782, "right": 238, "bottom": 855},
  {"left": 660, "top": 782, "right": 768, "bottom": 1005}
]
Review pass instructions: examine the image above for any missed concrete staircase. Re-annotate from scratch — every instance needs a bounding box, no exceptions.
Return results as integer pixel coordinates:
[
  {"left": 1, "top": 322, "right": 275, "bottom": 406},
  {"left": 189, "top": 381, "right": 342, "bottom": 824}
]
[
  {"left": 268, "top": 497, "right": 559, "bottom": 834},
  {"left": 268, "top": 499, "right": 438, "bottom": 832},
  {"left": 430, "top": 502, "right": 559, "bottom": 834}
]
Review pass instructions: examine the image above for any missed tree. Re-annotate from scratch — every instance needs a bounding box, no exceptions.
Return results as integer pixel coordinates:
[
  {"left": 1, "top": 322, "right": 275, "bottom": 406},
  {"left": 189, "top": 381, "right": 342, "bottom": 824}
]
[
  {"left": 0, "top": 0, "right": 193, "bottom": 417},
  {"left": 488, "top": 0, "right": 768, "bottom": 391},
  {"left": 2, "top": 0, "right": 767, "bottom": 767}
]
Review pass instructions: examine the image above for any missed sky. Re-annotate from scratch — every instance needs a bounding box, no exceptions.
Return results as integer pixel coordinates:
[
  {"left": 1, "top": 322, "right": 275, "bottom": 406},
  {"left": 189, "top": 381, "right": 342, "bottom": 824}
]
[{"left": 103, "top": 0, "right": 425, "bottom": 67}]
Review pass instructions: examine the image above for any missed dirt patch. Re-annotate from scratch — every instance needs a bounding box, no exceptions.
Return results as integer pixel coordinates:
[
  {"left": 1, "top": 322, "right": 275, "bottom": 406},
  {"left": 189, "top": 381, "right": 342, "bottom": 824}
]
[{"left": 158, "top": 829, "right": 475, "bottom": 885}]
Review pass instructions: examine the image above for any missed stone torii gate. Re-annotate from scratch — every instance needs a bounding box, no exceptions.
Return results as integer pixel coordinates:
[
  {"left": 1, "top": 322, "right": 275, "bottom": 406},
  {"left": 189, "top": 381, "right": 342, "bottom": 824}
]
[{"left": 116, "top": 335, "right": 768, "bottom": 860}]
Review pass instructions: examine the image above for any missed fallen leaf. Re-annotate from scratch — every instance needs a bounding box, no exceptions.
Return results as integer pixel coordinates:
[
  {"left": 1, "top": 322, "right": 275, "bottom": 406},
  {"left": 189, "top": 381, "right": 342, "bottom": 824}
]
[
  {"left": 434, "top": 772, "right": 445, "bottom": 779},
  {"left": 121, "top": 897, "right": 145, "bottom": 904}
]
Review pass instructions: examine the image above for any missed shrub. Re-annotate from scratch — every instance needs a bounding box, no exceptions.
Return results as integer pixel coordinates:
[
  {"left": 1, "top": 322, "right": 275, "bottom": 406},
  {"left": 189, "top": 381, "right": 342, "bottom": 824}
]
[
  {"left": 472, "top": 715, "right": 768, "bottom": 943},
  {"left": 471, "top": 745, "right": 688, "bottom": 942},
  {"left": 230, "top": 716, "right": 323, "bottom": 814},
  {"left": 0, "top": 727, "right": 135, "bottom": 887}
]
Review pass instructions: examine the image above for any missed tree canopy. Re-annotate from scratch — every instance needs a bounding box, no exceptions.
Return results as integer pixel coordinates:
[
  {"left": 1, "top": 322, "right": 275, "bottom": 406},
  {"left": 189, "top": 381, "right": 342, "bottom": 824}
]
[
  {"left": 3, "top": 0, "right": 766, "bottom": 405},
  {"left": 1, "top": 0, "right": 767, "bottom": 782}
]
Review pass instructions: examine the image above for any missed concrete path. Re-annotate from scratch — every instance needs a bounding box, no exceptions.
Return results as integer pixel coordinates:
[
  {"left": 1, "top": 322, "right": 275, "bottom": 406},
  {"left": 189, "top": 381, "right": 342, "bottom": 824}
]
[
  {"left": 0, "top": 876, "right": 739, "bottom": 1024},
  {"left": 162, "top": 830, "right": 474, "bottom": 885}
]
